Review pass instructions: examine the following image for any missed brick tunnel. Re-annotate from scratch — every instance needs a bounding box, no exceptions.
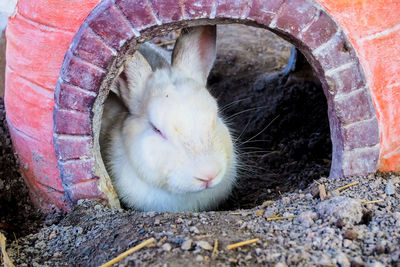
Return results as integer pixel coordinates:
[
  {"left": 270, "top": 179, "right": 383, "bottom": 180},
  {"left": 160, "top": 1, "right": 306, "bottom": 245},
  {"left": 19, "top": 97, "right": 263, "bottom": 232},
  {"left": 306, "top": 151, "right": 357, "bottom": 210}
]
[{"left": 4, "top": 0, "right": 400, "bottom": 211}]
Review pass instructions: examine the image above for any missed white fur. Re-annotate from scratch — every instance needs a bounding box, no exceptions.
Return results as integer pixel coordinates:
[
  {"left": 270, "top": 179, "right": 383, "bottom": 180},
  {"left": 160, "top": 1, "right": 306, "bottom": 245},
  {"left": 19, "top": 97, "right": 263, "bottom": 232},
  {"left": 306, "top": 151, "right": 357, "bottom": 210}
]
[{"left": 101, "top": 26, "right": 237, "bottom": 212}]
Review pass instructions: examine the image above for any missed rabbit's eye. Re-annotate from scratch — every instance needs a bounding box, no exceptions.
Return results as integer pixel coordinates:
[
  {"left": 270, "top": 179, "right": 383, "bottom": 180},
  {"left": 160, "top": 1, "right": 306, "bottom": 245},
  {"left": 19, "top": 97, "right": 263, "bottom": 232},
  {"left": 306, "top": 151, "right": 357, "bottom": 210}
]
[{"left": 150, "top": 122, "right": 166, "bottom": 139}]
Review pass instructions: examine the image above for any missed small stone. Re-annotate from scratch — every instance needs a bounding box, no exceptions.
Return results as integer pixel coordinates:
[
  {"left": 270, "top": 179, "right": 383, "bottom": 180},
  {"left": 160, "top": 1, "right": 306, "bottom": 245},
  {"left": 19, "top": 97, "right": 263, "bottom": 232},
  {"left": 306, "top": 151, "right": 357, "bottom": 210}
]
[
  {"left": 316, "top": 197, "right": 363, "bottom": 225},
  {"left": 367, "top": 261, "right": 385, "bottom": 267},
  {"left": 343, "top": 229, "right": 358, "bottom": 240},
  {"left": 274, "top": 262, "right": 287, "bottom": 267},
  {"left": 343, "top": 239, "right": 352, "bottom": 248},
  {"left": 181, "top": 239, "right": 193, "bottom": 251},
  {"left": 296, "top": 211, "right": 318, "bottom": 227},
  {"left": 336, "top": 252, "right": 350, "bottom": 267},
  {"left": 244, "top": 253, "right": 253, "bottom": 261},
  {"left": 350, "top": 256, "right": 365, "bottom": 267},
  {"left": 195, "top": 255, "right": 204, "bottom": 262},
  {"left": 189, "top": 226, "right": 200, "bottom": 234},
  {"left": 385, "top": 180, "right": 396, "bottom": 195},
  {"left": 196, "top": 240, "right": 213, "bottom": 251},
  {"left": 162, "top": 243, "right": 172, "bottom": 252}
]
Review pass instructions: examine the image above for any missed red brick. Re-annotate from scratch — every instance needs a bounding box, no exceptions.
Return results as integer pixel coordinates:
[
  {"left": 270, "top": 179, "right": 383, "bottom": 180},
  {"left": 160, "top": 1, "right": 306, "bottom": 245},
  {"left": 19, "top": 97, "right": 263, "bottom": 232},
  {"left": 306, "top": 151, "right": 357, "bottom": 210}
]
[
  {"left": 215, "top": 0, "right": 250, "bottom": 19},
  {"left": 274, "top": 0, "right": 319, "bottom": 37},
  {"left": 301, "top": 10, "right": 338, "bottom": 50},
  {"left": 60, "top": 53, "right": 105, "bottom": 92},
  {"left": 342, "top": 146, "right": 380, "bottom": 177},
  {"left": 55, "top": 81, "right": 96, "bottom": 112},
  {"left": 53, "top": 106, "right": 92, "bottom": 135},
  {"left": 248, "top": 0, "right": 284, "bottom": 26},
  {"left": 148, "top": 0, "right": 183, "bottom": 22},
  {"left": 334, "top": 89, "right": 375, "bottom": 125},
  {"left": 343, "top": 117, "right": 379, "bottom": 151},
  {"left": 71, "top": 27, "right": 116, "bottom": 69},
  {"left": 54, "top": 135, "right": 92, "bottom": 160},
  {"left": 89, "top": 4, "right": 135, "bottom": 50},
  {"left": 325, "top": 63, "right": 366, "bottom": 96},
  {"left": 183, "top": 0, "right": 214, "bottom": 19},
  {"left": 115, "top": 0, "right": 158, "bottom": 30},
  {"left": 313, "top": 32, "right": 357, "bottom": 71},
  {"left": 65, "top": 178, "right": 105, "bottom": 204},
  {"left": 59, "top": 159, "right": 95, "bottom": 186}
]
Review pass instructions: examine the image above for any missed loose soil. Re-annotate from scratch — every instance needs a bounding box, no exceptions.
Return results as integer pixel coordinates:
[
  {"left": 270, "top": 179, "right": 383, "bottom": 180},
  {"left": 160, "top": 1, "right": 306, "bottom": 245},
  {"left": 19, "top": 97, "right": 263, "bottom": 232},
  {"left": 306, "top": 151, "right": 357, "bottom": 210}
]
[{"left": 1, "top": 24, "right": 399, "bottom": 267}]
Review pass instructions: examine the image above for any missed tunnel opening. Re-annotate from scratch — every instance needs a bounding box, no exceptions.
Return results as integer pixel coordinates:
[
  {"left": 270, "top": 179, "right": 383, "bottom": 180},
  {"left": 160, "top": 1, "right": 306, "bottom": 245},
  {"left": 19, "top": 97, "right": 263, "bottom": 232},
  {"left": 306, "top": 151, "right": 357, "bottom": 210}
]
[
  {"left": 53, "top": 0, "right": 380, "bottom": 211},
  {"left": 98, "top": 24, "right": 331, "bottom": 211},
  {"left": 208, "top": 24, "right": 331, "bottom": 209}
]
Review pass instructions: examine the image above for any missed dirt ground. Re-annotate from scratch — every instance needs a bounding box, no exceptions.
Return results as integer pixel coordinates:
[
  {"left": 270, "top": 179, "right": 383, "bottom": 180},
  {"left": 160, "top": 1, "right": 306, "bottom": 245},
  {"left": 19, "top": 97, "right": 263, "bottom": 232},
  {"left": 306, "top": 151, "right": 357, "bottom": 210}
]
[{"left": 1, "top": 25, "right": 399, "bottom": 266}]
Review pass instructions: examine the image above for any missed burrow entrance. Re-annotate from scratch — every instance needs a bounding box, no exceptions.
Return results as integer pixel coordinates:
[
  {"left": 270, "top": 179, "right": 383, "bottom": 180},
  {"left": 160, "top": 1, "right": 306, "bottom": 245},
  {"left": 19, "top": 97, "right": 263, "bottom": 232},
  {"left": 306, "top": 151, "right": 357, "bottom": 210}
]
[{"left": 53, "top": 0, "right": 380, "bottom": 210}]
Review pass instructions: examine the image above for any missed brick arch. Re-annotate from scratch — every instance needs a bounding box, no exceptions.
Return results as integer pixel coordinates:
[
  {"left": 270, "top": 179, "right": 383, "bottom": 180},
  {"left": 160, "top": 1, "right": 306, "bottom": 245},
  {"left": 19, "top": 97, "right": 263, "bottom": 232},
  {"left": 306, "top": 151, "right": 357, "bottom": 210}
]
[{"left": 53, "top": 0, "right": 380, "bottom": 207}]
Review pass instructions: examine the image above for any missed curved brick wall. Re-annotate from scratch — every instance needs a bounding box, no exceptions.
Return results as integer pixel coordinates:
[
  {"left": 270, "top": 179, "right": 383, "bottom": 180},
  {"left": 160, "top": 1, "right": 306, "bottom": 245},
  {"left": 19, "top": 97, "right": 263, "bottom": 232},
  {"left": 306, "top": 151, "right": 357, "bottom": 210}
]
[{"left": 4, "top": 0, "right": 398, "bottom": 211}]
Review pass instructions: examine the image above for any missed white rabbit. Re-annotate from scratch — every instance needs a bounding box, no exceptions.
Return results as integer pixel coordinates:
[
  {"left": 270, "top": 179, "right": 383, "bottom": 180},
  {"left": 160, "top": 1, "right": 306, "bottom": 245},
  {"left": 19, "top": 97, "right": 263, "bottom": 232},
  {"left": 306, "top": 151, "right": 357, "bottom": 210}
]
[{"left": 100, "top": 26, "right": 237, "bottom": 212}]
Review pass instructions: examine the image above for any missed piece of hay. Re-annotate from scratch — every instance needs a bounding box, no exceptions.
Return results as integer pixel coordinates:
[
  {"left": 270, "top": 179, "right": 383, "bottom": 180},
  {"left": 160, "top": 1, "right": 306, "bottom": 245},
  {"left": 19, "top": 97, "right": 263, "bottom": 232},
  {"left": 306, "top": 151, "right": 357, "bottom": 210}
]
[
  {"left": 226, "top": 238, "right": 259, "bottom": 250},
  {"left": 319, "top": 184, "right": 327, "bottom": 200},
  {"left": 211, "top": 239, "right": 218, "bottom": 258},
  {"left": 99, "top": 238, "right": 155, "bottom": 267},
  {"left": 266, "top": 216, "right": 297, "bottom": 221},
  {"left": 335, "top": 181, "right": 359, "bottom": 191},
  {"left": 0, "top": 233, "right": 15, "bottom": 267},
  {"left": 361, "top": 199, "right": 383, "bottom": 205}
]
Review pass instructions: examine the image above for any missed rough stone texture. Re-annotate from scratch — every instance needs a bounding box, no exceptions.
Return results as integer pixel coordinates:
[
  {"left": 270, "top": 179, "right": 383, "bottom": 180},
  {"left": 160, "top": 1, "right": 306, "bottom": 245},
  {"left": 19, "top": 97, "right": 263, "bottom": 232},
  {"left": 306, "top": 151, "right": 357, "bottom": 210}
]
[
  {"left": 48, "top": 0, "right": 378, "bottom": 208},
  {"left": 53, "top": 106, "right": 92, "bottom": 136},
  {"left": 64, "top": 178, "right": 105, "bottom": 204},
  {"left": 274, "top": 0, "right": 320, "bottom": 38},
  {"left": 312, "top": 31, "right": 358, "bottom": 71},
  {"left": 148, "top": 0, "right": 183, "bottom": 23},
  {"left": 115, "top": 0, "right": 158, "bottom": 30},
  {"left": 343, "top": 118, "right": 380, "bottom": 151},
  {"left": 325, "top": 63, "right": 366, "bottom": 96},
  {"left": 55, "top": 82, "right": 97, "bottom": 113},
  {"left": 54, "top": 135, "right": 92, "bottom": 161},
  {"left": 316, "top": 196, "right": 363, "bottom": 225},
  {"left": 182, "top": 0, "right": 214, "bottom": 19},
  {"left": 60, "top": 53, "right": 105, "bottom": 93},
  {"left": 71, "top": 27, "right": 116, "bottom": 69},
  {"left": 215, "top": 0, "right": 250, "bottom": 19},
  {"left": 88, "top": 4, "right": 135, "bottom": 50},
  {"left": 342, "top": 146, "right": 380, "bottom": 177},
  {"left": 59, "top": 159, "right": 95, "bottom": 186},
  {"left": 334, "top": 89, "right": 375, "bottom": 125},
  {"left": 247, "top": 0, "right": 284, "bottom": 26},
  {"left": 300, "top": 10, "right": 338, "bottom": 50}
]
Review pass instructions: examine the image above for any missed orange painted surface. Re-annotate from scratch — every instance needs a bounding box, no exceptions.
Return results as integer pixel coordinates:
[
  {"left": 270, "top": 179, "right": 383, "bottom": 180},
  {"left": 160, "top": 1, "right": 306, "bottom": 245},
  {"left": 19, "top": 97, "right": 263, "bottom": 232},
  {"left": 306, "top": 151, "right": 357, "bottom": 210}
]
[
  {"left": 316, "top": 0, "right": 400, "bottom": 171},
  {"left": 5, "top": 0, "right": 100, "bottom": 210},
  {"left": 4, "top": 0, "right": 400, "bottom": 211},
  {"left": 17, "top": 0, "right": 101, "bottom": 32}
]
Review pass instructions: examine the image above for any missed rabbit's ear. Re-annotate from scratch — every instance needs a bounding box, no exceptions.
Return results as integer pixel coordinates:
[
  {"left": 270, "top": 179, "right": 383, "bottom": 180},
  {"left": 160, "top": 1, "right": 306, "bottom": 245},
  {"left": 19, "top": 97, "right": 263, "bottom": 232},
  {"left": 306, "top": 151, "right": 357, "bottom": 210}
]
[
  {"left": 171, "top": 25, "right": 216, "bottom": 85},
  {"left": 110, "top": 51, "right": 153, "bottom": 114}
]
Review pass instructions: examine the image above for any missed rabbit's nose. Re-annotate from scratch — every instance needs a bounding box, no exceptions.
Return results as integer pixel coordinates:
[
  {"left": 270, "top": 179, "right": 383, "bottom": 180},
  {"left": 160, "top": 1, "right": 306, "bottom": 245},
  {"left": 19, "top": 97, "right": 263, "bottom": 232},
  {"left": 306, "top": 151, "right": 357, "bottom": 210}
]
[{"left": 194, "top": 168, "right": 221, "bottom": 188}]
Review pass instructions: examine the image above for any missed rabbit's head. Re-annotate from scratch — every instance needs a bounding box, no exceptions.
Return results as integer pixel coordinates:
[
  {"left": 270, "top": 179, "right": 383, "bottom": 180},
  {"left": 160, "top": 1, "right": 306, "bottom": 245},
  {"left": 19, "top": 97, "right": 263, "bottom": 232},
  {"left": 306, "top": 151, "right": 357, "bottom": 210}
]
[{"left": 111, "top": 26, "right": 236, "bottom": 196}]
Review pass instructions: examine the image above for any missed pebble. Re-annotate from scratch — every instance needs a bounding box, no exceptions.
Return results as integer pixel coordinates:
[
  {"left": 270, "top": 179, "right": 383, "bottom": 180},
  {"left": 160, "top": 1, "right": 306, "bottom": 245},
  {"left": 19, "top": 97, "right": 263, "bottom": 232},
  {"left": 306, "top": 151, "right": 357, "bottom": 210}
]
[
  {"left": 316, "top": 197, "right": 363, "bottom": 225},
  {"left": 385, "top": 180, "right": 396, "bottom": 195},
  {"left": 343, "top": 229, "right": 358, "bottom": 240},
  {"left": 181, "top": 239, "right": 193, "bottom": 251},
  {"left": 196, "top": 240, "right": 213, "bottom": 251},
  {"left": 336, "top": 252, "right": 350, "bottom": 267},
  {"left": 162, "top": 243, "right": 172, "bottom": 252}
]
